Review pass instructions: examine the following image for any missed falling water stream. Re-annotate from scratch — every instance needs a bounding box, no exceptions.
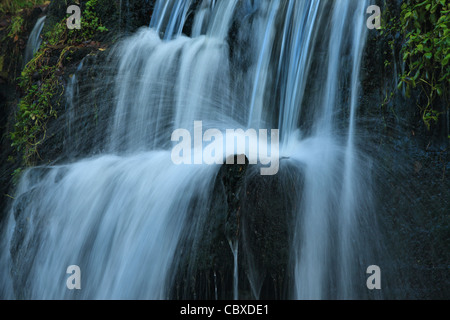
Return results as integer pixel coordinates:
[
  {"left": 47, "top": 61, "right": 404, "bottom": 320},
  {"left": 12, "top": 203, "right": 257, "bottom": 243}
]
[
  {"left": 23, "top": 16, "right": 46, "bottom": 67},
  {"left": 0, "top": 0, "right": 381, "bottom": 300}
]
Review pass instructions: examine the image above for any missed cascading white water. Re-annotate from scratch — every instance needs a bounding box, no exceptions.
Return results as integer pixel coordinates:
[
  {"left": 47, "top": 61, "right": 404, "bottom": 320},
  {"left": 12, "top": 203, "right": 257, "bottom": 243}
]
[
  {"left": 23, "top": 16, "right": 46, "bottom": 67},
  {"left": 285, "top": 0, "right": 372, "bottom": 300},
  {"left": 0, "top": 0, "right": 378, "bottom": 300},
  {"left": 277, "top": 0, "right": 321, "bottom": 143}
]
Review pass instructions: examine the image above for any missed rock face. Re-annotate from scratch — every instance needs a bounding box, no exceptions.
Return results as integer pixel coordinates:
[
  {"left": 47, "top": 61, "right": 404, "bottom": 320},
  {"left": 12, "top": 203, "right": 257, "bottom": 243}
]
[
  {"left": 0, "top": 5, "right": 49, "bottom": 226},
  {"left": 170, "top": 157, "right": 302, "bottom": 300},
  {"left": 359, "top": 13, "right": 449, "bottom": 299}
]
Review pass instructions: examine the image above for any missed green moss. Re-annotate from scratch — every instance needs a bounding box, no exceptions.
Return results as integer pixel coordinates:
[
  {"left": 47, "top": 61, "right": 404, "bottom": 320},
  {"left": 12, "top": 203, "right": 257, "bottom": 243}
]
[
  {"left": 10, "top": 0, "right": 110, "bottom": 169},
  {"left": 42, "top": 0, "right": 108, "bottom": 46},
  {"left": 0, "top": 0, "right": 47, "bottom": 15},
  {"left": 11, "top": 48, "right": 59, "bottom": 166},
  {"left": 80, "top": 0, "right": 109, "bottom": 39},
  {"left": 7, "top": 15, "right": 24, "bottom": 40},
  {"left": 44, "top": 19, "right": 67, "bottom": 46}
]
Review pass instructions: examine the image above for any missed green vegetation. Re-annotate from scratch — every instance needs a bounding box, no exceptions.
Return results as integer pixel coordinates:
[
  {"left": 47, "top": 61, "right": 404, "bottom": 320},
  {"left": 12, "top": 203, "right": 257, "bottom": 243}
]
[
  {"left": 79, "top": 0, "right": 109, "bottom": 39},
  {"left": 383, "top": 0, "right": 450, "bottom": 130},
  {"left": 43, "top": 0, "right": 108, "bottom": 46},
  {"left": 10, "top": 0, "right": 108, "bottom": 171},
  {"left": 7, "top": 15, "right": 24, "bottom": 41},
  {"left": 399, "top": 0, "right": 450, "bottom": 129},
  {"left": 0, "top": 0, "right": 48, "bottom": 15},
  {"left": 11, "top": 48, "right": 59, "bottom": 166}
]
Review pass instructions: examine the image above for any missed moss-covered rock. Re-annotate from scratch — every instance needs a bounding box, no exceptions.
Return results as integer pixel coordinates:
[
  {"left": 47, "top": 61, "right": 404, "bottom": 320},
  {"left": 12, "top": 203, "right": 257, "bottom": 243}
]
[{"left": 0, "top": 3, "right": 49, "bottom": 224}]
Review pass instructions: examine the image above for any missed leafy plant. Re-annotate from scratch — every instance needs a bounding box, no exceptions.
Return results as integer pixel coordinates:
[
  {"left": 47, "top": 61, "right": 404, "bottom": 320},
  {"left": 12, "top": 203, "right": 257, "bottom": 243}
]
[
  {"left": 10, "top": 0, "right": 109, "bottom": 168},
  {"left": 11, "top": 48, "right": 59, "bottom": 166},
  {"left": 397, "top": 0, "right": 450, "bottom": 130},
  {"left": 67, "top": 0, "right": 109, "bottom": 43},
  {"left": 7, "top": 15, "right": 24, "bottom": 41},
  {"left": 37, "top": 0, "right": 108, "bottom": 47},
  {"left": 0, "top": 0, "right": 48, "bottom": 15}
]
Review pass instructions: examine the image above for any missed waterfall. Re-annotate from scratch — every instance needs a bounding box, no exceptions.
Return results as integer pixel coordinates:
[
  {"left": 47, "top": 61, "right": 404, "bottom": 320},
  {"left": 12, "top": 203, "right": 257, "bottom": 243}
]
[
  {"left": 23, "top": 16, "right": 46, "bottom": 67},
  {"left": 286, "top": 1, "right": 374, "bottom": 300},
  {"left": 1, "top": 0, "right": 380, "bottom": 300}
]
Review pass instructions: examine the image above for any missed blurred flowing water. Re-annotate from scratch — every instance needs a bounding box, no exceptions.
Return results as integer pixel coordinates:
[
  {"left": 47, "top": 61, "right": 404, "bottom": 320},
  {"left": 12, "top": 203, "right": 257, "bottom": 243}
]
[
  {"left": 1, "top": 0, "right": 383, "bottom": 300},
  {"left": 23, "top": 16, "right": 46, "bottom": 67}
]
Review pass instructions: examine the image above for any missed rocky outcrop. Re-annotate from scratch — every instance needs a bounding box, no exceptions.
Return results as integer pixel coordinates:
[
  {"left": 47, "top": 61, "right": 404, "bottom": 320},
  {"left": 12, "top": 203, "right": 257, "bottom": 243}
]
[
  {"left": 0, "top": 5, "right": 49, "bottom": 225},
  {"left": 359, "top": 4, "right": 449, "bottom": 299},
  {"left": 170, "top": 157, "right": 302, "bottom": 300}
]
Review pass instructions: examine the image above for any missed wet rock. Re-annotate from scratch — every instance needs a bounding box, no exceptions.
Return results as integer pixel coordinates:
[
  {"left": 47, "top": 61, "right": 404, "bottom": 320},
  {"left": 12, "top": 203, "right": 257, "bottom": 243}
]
[
  {"left": 9, "top": 187, "right": 42, "bottom": 299},
  {"left": 171, "top": 157, "right": 303, "bottom": 300}
]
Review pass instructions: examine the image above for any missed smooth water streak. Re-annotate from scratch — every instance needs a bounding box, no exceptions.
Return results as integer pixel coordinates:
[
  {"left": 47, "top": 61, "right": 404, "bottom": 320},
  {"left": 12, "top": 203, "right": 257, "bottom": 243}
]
[{"left": 1, "top": 0, "right": 377, "bottom": 300}]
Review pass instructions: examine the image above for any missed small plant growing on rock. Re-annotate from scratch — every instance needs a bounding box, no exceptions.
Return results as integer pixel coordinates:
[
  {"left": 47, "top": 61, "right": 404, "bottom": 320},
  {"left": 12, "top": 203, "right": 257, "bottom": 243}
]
[
  {"left": 397, "top": 0, "right": 450, "bottom": 130},
  {"left": 10, "top": 0, "right": 109, "bottom": 171}
]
